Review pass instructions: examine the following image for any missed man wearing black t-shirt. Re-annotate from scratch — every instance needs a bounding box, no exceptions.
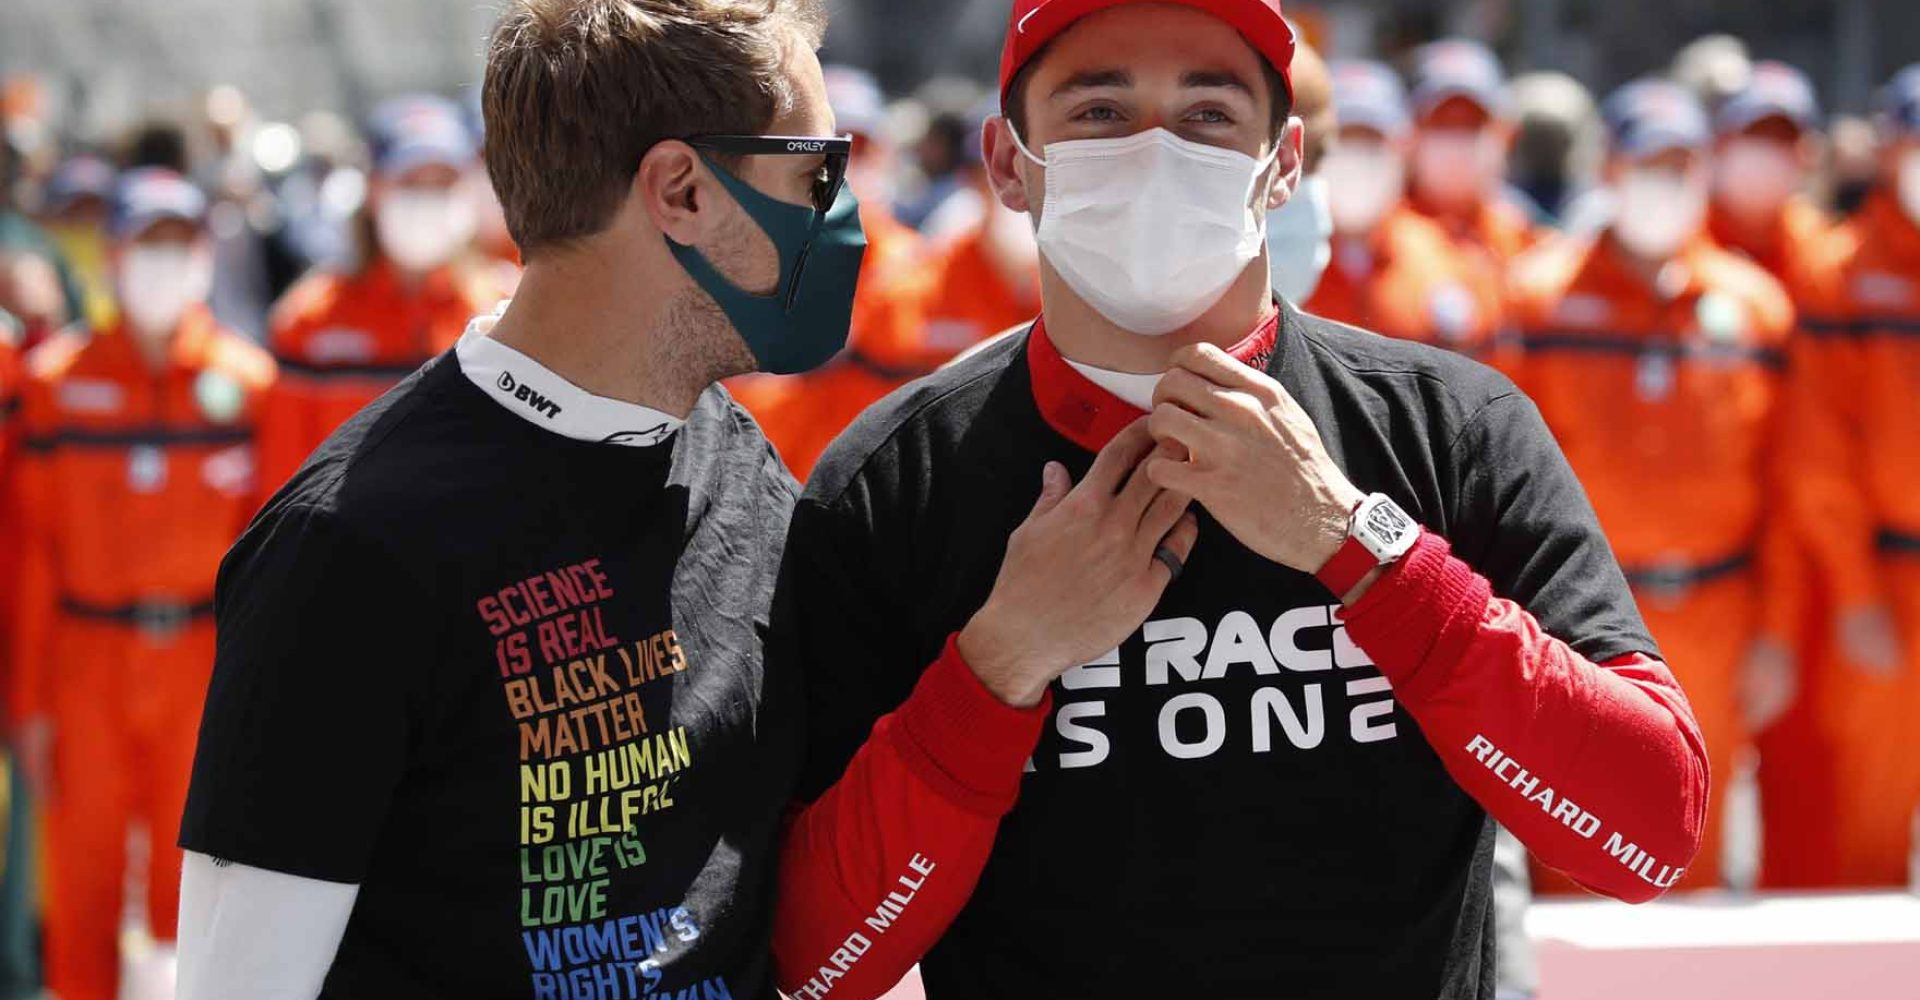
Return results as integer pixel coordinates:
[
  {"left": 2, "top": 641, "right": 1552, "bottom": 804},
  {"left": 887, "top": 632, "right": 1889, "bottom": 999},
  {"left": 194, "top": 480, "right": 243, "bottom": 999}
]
[
  {"left": 173, "top": 1, "right": 990, "bottom": 996},
  {"left": 766, "top": 3, "right": 1710, "bottom": 999}
]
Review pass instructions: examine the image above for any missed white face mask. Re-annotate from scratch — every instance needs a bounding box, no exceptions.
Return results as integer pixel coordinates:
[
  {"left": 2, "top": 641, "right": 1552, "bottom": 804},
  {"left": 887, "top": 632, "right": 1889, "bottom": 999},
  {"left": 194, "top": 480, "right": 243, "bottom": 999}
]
[
  {"left": 1613, "top": 166, "right": 1708, "bottom": 261},
  {"left": 376, "top": 188, "right": 477, "bottom": 272},
  {"left": 1267, "top": 174, "right": 1332, "bottom": 304},
  {"left": 1324, "top": 141, "right": 1404, "bottom": 235},
  {"left": 1013, "top": 126, "right": 1282, "bottom": 336},
  {"left": 1899, "top": 148, "right": 1920, "bottom": 227},
  {"left": 1714, "top": 137, "right": 1802, "bottom": 221},
  {"left": 1412, "top": 128, "right": 1500, "bottom": 206},
  {"left": 118, "top": 244, "right": 213, "bottom": 339}
]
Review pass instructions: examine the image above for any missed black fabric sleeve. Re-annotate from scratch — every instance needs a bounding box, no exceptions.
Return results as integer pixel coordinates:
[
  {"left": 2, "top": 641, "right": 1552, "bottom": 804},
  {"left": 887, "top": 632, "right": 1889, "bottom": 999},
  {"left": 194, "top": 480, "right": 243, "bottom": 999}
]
[
  {"left": 774, "top": 482, "right": 936, "bottom": 805},
  {"left": 180, "top": 502, "right": 427, "bottom": 883},
  {"left": 1445, "top": 391, "right": 1661, "bottom": 663}
]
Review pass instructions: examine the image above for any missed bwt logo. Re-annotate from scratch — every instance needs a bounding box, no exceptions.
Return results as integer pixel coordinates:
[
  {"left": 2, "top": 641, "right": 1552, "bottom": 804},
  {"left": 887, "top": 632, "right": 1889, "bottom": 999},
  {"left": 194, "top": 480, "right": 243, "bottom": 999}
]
[
  {"left": 786, "top": 140, "right": 828, "bottom": 152},
  {"left": 498, "top": 371, "right": 562, "bottom": 420}
]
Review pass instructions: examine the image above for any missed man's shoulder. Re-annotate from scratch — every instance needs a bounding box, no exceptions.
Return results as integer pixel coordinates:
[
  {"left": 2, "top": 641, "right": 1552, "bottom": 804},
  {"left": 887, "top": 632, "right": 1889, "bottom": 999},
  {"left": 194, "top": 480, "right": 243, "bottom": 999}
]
[
  {"left": 268, "top": 269, "right": 358, "bottom": 342},
  {"left": 805, "top": 330, "right": 1028, "bottom": 506},
  {"left": 21, "top": 325, "right": 91, "bottom": 385},
  {"left": 1506, "top": 233, "right": 1596, "bottom": 304},
  {"left": 266, "top": 357, "right": 484, "bottom": 529},
  {"left": 1691, "top": 244, "right": 1796, "bottom": 336},
  {"left": 689, "top": 382, "right": 801, "bottom": 508},
  {"left": 1292, "top": 309, "right": 1519, "bottom": 418},
  {"left": 202, "top": 325, "right": 278, "bottom": 391}
]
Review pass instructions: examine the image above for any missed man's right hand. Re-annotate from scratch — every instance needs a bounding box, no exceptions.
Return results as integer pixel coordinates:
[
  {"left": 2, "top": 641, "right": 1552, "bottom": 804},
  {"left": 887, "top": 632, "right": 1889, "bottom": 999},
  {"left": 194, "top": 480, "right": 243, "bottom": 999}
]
[{"left": 958, "top": 420, "right": 1199, "bottom": 707}]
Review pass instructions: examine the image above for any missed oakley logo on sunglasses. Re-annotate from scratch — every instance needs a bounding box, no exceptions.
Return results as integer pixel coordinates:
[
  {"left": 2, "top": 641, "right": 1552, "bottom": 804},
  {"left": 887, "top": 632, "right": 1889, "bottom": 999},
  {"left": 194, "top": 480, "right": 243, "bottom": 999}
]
[{"left": 786, "top": 140, "right": 829, "bottom": 152}]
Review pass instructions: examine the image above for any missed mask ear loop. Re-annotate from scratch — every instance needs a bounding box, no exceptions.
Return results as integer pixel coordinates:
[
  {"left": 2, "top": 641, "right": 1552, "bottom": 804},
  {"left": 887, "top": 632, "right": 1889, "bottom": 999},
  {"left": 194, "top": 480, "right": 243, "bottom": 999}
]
[
  {"left": 1000, "top": 116, "right": 1050, "bottom": 168},
  {"left": 1248, "top": 118, "right": 1299, "bottom": 236}
]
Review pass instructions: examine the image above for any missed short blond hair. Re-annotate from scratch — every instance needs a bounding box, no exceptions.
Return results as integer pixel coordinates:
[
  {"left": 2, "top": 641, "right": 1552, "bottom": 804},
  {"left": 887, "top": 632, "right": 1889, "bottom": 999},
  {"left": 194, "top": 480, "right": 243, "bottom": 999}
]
[{"left": 482, "top": 0, "right": 828, "bottom": 256}]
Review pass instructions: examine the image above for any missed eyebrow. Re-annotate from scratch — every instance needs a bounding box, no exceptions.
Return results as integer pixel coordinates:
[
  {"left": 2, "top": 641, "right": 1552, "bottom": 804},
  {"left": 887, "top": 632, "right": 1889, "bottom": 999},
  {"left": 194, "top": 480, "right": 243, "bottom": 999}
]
[
  {"left": 1048, "top": 68, "right": 1255, "bottom": 99},
  {"left": 1182, "top": 69, "right": 1253, "bottom": 95},
  {"left": 1051, "top": 69, "right": 1131, "bottom": 97}
]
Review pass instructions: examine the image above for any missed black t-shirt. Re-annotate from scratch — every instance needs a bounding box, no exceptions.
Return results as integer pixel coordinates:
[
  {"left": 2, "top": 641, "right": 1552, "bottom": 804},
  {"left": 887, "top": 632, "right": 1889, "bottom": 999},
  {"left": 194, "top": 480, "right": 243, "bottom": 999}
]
[
  {"left": 182, "top": 329, "right": 801, "bottom": 999},
  {"left": 776, "top": 301, "right": 1656, "bottom": 999}
]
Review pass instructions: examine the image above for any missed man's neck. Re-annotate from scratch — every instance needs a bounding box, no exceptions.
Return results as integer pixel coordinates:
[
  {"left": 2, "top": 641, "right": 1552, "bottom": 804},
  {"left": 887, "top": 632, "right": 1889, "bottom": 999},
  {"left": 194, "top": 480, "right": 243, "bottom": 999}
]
[
  {"left": 1411, "top": 189, "right": 1479, "bottom": 232},
  {"left": 1606, "top": 232, "right": 1687, "bottom": 292},
  {"left": 1040, "top": 260, "right": 1279, "bottom": 374},
  {"left": 130, "top": 328, "right": 174, "bottom": 374},
  {"left": 487, "top": 247, "right": 704, "bottom": 419},
  {"left": 1713, "top": 203, "right": 1782, "bottom": 259}
]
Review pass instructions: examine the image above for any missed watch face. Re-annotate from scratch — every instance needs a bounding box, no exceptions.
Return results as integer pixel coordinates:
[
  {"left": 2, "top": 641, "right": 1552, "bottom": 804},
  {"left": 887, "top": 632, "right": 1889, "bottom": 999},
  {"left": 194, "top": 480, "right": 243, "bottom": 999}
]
[
  {"left": 1356, "top": 495, "right": 1418, "bottom": 561},
  {"left": 1363, "top": 499, "right": 1414, "bottom": 544}
]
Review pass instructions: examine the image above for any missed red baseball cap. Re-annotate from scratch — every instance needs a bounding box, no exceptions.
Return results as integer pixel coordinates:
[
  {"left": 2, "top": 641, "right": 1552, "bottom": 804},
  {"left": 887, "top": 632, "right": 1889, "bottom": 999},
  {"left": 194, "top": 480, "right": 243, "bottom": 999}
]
[{"left": 999, "top": 0, "right": 1296, "bottom": 106}]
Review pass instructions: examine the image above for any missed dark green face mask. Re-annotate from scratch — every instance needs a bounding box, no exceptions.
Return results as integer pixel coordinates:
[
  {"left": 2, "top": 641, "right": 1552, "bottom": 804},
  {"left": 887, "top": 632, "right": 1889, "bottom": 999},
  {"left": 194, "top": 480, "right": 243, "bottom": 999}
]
[{"left": 667, "top": 139, "right": 868, "bottom": 375}]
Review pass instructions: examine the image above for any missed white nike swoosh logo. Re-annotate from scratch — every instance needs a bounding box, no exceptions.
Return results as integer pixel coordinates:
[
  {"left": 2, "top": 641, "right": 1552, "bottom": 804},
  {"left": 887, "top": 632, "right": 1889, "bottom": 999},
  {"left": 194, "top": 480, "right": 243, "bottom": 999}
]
[{"left": 1016, "top": 4, "right": 1045, "bottom": 33}]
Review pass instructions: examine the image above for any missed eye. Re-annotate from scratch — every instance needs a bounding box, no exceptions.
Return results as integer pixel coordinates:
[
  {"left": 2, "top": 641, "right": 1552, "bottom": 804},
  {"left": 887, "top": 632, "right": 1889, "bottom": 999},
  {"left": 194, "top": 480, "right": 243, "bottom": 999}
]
[
  {"left": 809, "top": 157, "right": 845, "bottom": 213},
  {"left": 1187, "top": 108, "right": 1233, "bottom": 125},
  {"left": 1075, "top": 104, "right": 1123, "bottom": 124}
]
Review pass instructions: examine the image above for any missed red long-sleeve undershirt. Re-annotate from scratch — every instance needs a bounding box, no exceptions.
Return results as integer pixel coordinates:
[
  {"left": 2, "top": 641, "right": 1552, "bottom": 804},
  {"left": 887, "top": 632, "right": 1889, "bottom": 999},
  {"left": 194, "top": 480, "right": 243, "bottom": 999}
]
[{"left": 771, "top": 531, "right": 1709, "bottom": 999}]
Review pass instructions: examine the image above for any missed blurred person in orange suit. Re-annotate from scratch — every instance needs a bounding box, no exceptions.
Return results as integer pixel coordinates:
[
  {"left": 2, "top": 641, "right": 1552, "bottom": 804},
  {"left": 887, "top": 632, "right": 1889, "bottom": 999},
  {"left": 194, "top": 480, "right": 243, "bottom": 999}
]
[
  {"left": 256, "top": 95, "right": 496, "bottom": 493},
  {"left": 1704, "top": 60, "right": 1860, "bottom": 889},
  {"left": 1781, "top": 64, "right": 1920, "bottom": 887},
  {"left": 37, "top": 156, "right": 119, "bottom": 333},
  {"left": 882, "top": 99, "right": 1044, "bottom": 367},
  {"left": 0, "top": 309, "right": 21, "bottom": 637},
  {"left": 1405, "top": 39, "right": 1536, "bottom": 267},
  {"left": 10, "top": 169, "right": 274, "bottom": 1000},
  {"left": 1263, "top": 35, "right": 1333, "bottom": 306},
  {"left": 1708, "top": 63, "right": 1841, "bottom": 292},
  {"left": 0, "top": 309, "right": 27, "bottom": 998},
  {"left": 731, "top": 65, "right": 930, "bottom": 479},
  {"left": 1508, "top": 81, "right": 1799, "bottom": 890},
  {"left": 1308, "top": 60, "right": 1505, "bottom": 357},
  {"left": 0, "top": 264, "right": 55, "bottom": 996}
]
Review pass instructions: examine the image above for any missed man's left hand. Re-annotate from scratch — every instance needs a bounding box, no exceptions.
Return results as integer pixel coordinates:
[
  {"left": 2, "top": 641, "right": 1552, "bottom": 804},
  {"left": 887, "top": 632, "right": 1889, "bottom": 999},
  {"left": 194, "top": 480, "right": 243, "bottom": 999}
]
[{"left": 1144, "top": 342, "right": 1365, "bottom": 575}]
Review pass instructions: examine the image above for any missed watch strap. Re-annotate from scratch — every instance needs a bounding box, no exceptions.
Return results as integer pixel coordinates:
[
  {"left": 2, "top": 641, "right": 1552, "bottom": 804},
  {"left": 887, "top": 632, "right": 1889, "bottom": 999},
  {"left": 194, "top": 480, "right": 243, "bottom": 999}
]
[{"left": 1317, "top": 534, "right": 1382, "bottom": 600}]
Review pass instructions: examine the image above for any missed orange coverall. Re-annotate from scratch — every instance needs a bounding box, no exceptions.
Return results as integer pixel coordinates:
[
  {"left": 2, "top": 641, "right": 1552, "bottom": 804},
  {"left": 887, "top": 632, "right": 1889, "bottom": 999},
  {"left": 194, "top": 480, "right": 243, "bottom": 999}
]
[
  {"left": 1307, "top": 204, "right": 1506, "bottom": 359},
  {"left": 1508, "top": 233, "right": 1798, "bottom": 889},
  {"left": 0, "top": 327, "right": 22, "bottom": 683},
  {"left": 1709, "top": 195, "right": 1855, "bottom": 888},
  {"left": 1783, "top": 191, "right": 1920, "bottom": 886},
  {"left": 257, "top": 257, "right": 496, "bottom": 493},
  {"left": 1409, "top": 193, "right": 1538, "bottom": 268},
  {"left": 732, "top": 204, "right": 942, "bottom": 481},
  {"left": 11, "top": 310, "right": 274, "bottom": 999}
]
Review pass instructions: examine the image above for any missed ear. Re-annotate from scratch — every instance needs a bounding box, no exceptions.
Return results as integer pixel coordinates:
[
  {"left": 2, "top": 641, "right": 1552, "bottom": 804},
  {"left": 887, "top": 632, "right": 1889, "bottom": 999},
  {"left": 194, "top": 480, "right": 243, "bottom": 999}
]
[
  {"left": 636, "top": 140, "right": 708, "bottom": 246},
  {"left": 1600, "top": 155, "right": 1626, "bottom": 186},
  {"left": 1795, "top": 132, "right": 1823, "bottom": 171},
  {"left": 981, "top": 116, "right": 1037, "bottom": 215},
  {"left": 1492, "top": 120, "right": 1519, "bottom": 154},
  {"left": 1266, "top": 117, "right": 1307, "bottom": 212}
]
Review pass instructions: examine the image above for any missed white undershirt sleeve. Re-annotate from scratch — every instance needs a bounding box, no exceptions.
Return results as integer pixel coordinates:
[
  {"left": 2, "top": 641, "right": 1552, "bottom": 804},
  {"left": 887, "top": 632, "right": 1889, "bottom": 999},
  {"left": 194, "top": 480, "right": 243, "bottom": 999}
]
[{"left": 176, "top": 851, "right": 361, "bottom": 1000}]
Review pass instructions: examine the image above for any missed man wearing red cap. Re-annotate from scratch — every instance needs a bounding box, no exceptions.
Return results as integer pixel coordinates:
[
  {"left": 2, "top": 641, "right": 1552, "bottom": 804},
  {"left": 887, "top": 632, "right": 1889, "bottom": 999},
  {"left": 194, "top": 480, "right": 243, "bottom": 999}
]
[{"left": 767, "top": 4, "right": 1705, "bottom": 998}]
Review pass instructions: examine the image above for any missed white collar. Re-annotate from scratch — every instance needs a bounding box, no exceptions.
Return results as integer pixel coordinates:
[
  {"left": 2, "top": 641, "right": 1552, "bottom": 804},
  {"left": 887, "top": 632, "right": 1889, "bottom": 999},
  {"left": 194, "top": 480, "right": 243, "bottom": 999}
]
[
  {"left": 454, "top": 310, "right": 684, "bottom": 448},
  {"left": 1062, "top": 358, "right": 1163, "bottom": 412}
]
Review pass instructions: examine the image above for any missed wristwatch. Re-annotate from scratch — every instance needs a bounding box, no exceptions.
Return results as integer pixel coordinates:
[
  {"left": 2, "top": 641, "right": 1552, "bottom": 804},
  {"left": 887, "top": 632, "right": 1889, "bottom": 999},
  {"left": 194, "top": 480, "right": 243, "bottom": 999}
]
[{"left": 1315, "top": 493, "right": 1421, "bottom": 599}]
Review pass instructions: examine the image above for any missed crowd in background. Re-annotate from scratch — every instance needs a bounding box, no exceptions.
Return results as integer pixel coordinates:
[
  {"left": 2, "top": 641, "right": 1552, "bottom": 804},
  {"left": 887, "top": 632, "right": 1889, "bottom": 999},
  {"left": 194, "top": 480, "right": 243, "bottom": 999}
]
[{"left": 0, "top": 23, "right": 1916, "bottom": 1000}]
